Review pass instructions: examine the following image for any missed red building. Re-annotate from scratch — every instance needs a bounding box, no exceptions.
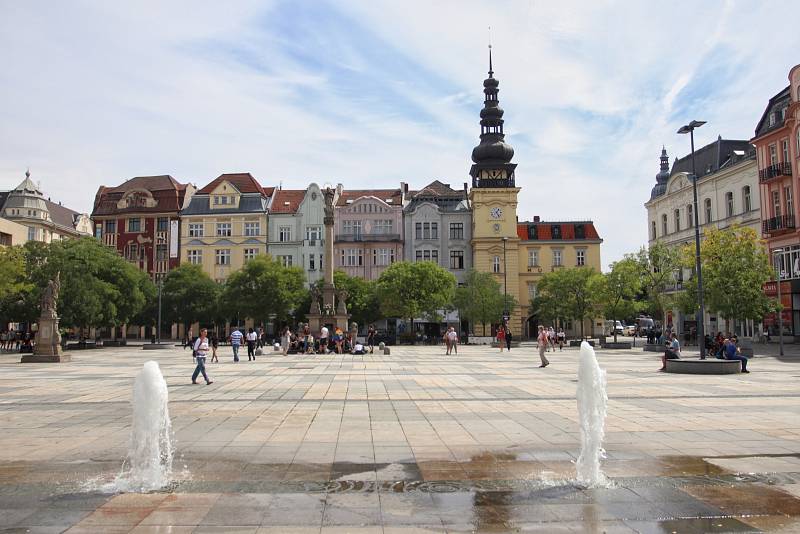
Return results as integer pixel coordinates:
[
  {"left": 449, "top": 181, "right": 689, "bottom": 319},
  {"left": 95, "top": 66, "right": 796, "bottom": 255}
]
[
  {"left": 92, "top": 175, "right": 196, "bottom": 280},
  {"left": 754, "top": 64, "right": 800, "bottom": 338}
]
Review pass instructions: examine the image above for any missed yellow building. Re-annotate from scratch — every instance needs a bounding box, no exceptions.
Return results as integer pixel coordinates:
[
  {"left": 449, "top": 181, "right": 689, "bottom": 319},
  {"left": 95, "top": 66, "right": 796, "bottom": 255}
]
[
  {"left": 180, "top": 173, "right": 272, "bottom": 283},
  {"left": 0, "top": 217, "right": 27, "bottom": 246},
  {"left": 516, "top": 219, "right": 604, "bottom": 338}
]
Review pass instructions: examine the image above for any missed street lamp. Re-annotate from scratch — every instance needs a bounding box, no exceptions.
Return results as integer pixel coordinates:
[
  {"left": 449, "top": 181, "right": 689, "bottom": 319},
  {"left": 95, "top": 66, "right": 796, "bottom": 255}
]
[
  {"left": 773, "top": 248, "right": 785, "bottom": 356},
  {"left": 502, "top": 237, "right": 508, "bottom": 320},
  {"left": 677, "top": 119, "right": 707, "bottom": 359}
]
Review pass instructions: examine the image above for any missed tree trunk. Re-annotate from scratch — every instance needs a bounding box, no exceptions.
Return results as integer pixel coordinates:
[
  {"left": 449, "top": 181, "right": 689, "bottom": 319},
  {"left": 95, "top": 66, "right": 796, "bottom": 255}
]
[
  {"left": 482, "top": 321, "right": 486, "bottom": 336},
  {"left": 613, "top": 315, "right": 618, "bottom": 343},
  {"left": 580, "top": 317, "right": 585, "bottom": 340}
]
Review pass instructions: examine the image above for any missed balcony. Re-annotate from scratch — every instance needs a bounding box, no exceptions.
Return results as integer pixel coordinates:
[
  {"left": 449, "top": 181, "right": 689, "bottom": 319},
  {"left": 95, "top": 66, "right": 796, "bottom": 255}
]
[
  {"left": 759, "top": 162, "right": 792, "bottom": 182},
  {"left": 103, "top": 233, "right": 118, "bottom": 247},
  {"left": 336, "top": 233, "right": 401, "bottom": 243},
  {"left": 762, "top": 214, "right": 795, "bottom": 235}
]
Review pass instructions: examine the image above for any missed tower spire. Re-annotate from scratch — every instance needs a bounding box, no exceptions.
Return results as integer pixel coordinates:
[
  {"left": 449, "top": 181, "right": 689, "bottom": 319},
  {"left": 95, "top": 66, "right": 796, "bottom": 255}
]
[{"left": 488, "top": 26, "right": 494, "bottom": 77}]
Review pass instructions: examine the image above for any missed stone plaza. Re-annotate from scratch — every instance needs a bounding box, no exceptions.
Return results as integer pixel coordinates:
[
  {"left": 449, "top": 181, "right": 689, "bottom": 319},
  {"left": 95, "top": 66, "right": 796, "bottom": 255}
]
[{"left": 0, "top": 342, "right": 799, "bottom": 533}]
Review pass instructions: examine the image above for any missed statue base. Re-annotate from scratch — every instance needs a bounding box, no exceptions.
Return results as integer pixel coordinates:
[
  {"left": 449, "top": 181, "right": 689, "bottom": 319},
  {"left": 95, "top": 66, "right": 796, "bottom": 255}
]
[
  {"left": 307, "top": 313, "right": 349, "bottom": 335},
  {"left": 23, "top": 317, "right": 70, "bottom": 363}
]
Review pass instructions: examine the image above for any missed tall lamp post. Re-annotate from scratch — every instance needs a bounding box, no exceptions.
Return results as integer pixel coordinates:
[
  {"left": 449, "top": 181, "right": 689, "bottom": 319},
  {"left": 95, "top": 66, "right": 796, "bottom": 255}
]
[
  {"left": 502, "top": 237, "right": 509, "bottom": 321},
  {"left": 677, "top": 119, "right": 707, "bottom": 359},
  {"left": 773, "top": 248, "right": 785, "bottom": 356}
]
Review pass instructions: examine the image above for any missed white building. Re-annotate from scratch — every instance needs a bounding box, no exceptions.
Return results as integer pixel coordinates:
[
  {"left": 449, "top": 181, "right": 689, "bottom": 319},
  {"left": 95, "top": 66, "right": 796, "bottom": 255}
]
[
  {"left": 267, "top": 183, "right": 331, "bottom": 287},
  {"left": 645, "top": 139, "right": 760, "bottom": 337}
]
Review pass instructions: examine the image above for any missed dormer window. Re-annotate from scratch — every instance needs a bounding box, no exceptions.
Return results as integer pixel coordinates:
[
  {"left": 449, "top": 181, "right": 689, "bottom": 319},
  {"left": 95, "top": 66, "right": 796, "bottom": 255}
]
[{"left": 769, "top": 112, "right": 776, "bottom": 127}]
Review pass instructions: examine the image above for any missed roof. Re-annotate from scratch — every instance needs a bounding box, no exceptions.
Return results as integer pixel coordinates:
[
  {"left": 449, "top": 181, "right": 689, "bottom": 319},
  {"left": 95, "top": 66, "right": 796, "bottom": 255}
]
[
  {"left": 106, "top": 175, "right": 182, "bottom": 193},
  {"left": 517, "top": 221, "right": 601, "bottom": 241},
  {"left": 669, "top": 137, "right": 754, "bottom": 179},
  {"left": 44, "top": 199, "right": 83, "bottom": 230},
  {"left": 181, "top": 195, "right": 267, "bottom": 216},
  {"left": 197, "top": 173, "right": 264, "bottom": 195},
  {"left": 270, "top": 189, "right": 307, "bottom": 214},
  {"left": 753, "top": 86, "right": 791, "bottom": 139},
  {"left": 92, "top": 175, "right": 191, "bottom": 216},
  {"left": 411, "top": 180, "right": 464, "bottom": 199},
  {"left": 262, "top": 187, "right": 275, "bottom": 198},
  {"left": 337, "top": 189, "right": 403, "bottom": 207}
]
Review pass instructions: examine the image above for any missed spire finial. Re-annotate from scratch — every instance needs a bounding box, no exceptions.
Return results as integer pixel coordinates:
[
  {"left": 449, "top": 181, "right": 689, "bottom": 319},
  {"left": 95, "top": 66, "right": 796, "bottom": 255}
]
[
  {"left": 488, "top": 26, "right": 493, "bottom": 77},
  {"left": 25, "top": 167, "right": 30, "bottom": 179}
]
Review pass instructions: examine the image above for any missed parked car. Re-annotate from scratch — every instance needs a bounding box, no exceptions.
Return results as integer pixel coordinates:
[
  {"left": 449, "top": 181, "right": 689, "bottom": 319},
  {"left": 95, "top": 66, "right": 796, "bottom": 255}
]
[
  {"left": 604, "top": 320, "right": 624, "bottom": 336},
  {"left": 623, "top": 324, "right": 637, "bottom": 336}
]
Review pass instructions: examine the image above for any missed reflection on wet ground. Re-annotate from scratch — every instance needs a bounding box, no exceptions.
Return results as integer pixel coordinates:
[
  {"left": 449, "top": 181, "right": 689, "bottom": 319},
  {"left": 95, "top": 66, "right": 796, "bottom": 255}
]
[{"left": 2, "top": 454, "right": 800, "bottom": 532}]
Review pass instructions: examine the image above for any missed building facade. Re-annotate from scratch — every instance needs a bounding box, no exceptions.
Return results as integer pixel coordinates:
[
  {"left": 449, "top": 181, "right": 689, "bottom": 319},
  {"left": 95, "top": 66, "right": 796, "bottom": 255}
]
[
  {"left": 0, "top": 217, "right": 27, "bottom": 246},
  {"left": 403, "top": 180, "right": 472, "bottom": 285},
  {"left": 753, "top": 64, "right": 800, "bottom": 338},
  {"left": 518, "top": 218, "right": 603, "bottom": 338},
  {"left": 1, "top": 171, "right": 92, "bottom": 242},
  {"left": 334, "top": 187, "right": 405, "bottom": 281},
  {"left": 645, "top": 140, "right": 759, "bottom": 336},
  {"left": 180, "top": 173, "right": 271, "bottom": 283},
  {"left": 92, "top": 175, "right": 195, "bottom": 281},
  {"left": 266, "top": 184, "right": 328, "bottom": 287}
]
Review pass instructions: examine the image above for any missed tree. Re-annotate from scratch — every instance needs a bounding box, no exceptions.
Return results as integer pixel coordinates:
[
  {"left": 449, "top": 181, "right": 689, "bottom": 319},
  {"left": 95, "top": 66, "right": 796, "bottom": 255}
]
[
  {"left": 532, "top": 267, "right": 602, "bottom": 339},
  {"left": 453, "top": 269, "right": 507, "bottom": 336},
  {"left": 593, "top": 257, "right": 642, "bottom": 342},
  {"left": 220, "top": 255, "right": 305, "bottom": 325},
  {"left": 681, "top": 225, "right": 774, "bottom": 334},
  {"left": 376, "top": 261, "right": 456, "bottom": 328},
  {"left": 160, "top": 264, "right": 221, "bottom": 331},
  {"left": 0, "top": 246, "right": 34, "bottom": 327},
  {"left": 635, "top": 242, "right": 682, "bottom": 323},
  {"left": 321, "top": 271, "right": 381, "bottom": 326}
]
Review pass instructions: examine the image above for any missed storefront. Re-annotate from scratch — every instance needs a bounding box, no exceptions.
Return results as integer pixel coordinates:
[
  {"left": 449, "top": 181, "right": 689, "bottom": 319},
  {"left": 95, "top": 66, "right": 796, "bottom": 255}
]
[{"left": 763, "top": 280, "right": 797, "bottom": 339}]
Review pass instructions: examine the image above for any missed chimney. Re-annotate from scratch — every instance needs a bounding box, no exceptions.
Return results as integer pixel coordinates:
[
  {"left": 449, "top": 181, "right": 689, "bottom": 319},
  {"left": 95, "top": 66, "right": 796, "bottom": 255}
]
[{"left": 534, "top": 215, "right": 540, "bottom": 222}]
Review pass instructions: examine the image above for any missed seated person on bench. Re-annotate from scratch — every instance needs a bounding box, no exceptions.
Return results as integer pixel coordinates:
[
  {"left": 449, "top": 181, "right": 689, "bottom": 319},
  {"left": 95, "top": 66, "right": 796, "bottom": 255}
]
[
  {"left": 660, "top": 332, "right": 680, "bottom": 371},
  {"left": 723, "top": 337, "right": 750, "bottom": 373}
]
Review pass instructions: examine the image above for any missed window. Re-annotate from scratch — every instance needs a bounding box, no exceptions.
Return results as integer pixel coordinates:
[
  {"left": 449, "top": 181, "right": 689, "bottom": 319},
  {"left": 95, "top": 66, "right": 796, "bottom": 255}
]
[
  {"left": 128, "top": 218, "right": 141, "bottom": 232},
  {"left": 341, "top": 249, "right": 362, "bottom": 267},
  {"left": 305, "top": 226, "right": 321, "bottom": 241},
  {"left": 769, "top": 113, "right": 776, "bottom": 127},
  {"left": 278, "top": 255, "right": 293, "bottom": 267},
  {"left": 279, "top": 226, "right": 291, "bottom": 242},
  {"left": 528, "top": 283, "right": 537, "bottom": 302},
  {"left": 415, "top": 249, "right": 439, "bottom": 263},
  {"left": 769, "top": 144, "right": 778, "bottom": 165},
  {"left": 704, "top": 198, "right": 712, "bottom": 223},
  {"left": 783, "top": 140, "right": 790, "bottom": 163},
  {"left": 105, "top": 220, "right": 116, "bottom": 234},
  {"left": 725, "top": 192, "right": 734, "bottom": 218},
  {"left": 450, "top": 222, "right": 464, "bottom": 240},
  {"left": 157, "top": 217, "right": 169, "bottom": 232},
  {"left": 373, "top": 248, "right": 393, "bottom": 266},
  {"left": 674, "top": 209, "right": 681, "bottom": 232},
  {"left": 492, "top": 256, "right": 501, "bottom": 273},
  {"left": 528, "top": 249, "right": 539, "bottom": 267},
  {"left": 219, "top": 195, "right": 228, "bottom": 205},
  {"left": 215, "top": 249, "right": 231, "bottom": 265},
  {"left": 342, "top": 220, "right": 361, "bottom": 238},
  {"left": 662, "top": 214, "right": 668, "bottom": 235},
  {"left": 187, "top": 250, "right": 202, "bottom": 265},
  {"left": 575, "top": 224, "right": 585, "bottom": 239},
  {"left": 213, "top": 196, "right": 219, "bottom": 205},
  {"left": 309, "top": 254, "right": 315, "bottom": 270},
  {"left": 244, "top": 222, "right": 260, "bottom": 237},
  {"left": 450, "top": 250, "right": 464, "bottom": 270},
  {"left": 551, "top": 225, "right": 561, "bottom": 239},
  {"left": 743, "top": 186, "right": 752, "bottom": 212},
  {"left": 786, "top": 187, "right": 793, "bottom": 218},
  {"left": 651, "top": 221, "right": 656, "bottom": 240},
  {"left": 156, "top": 244, "right": 168, "bottom": 261},
  {"left": 553, "top": 250, "right": 562, "bottom": 267},
  {"left": 319, "top": 254, "right": 324, "bottom": 271},
  {"left": 125, "top": 243, "right": 138, "bottom": 261},
  {"left": 374, "top": 220, "right": 393, "bottom": 234},
  {"left": 576, "top": 249, "right": 586, "bottom": 266},
  {"left": 27, "top": 226, "right": 36, "bottom": 242},
  {"left": 687, "top": 204, "right": 693, "bottom": 228},
  {"left": 773, "top": 190, "right": 782, "bottom": 218},
  {"left": 244, "top": 248, "right": 258, "bottom": 262},
  {"left": 216, "top": 223, "right": 232, "bottom": 237},
  {"left": 188, "top": 223, "right": 203, "bottom": 237},
  {"left": 431, "top": 222, "right": 438, "bottom": 239},
  {"left": 415, "top": 222, "right": 422, "bottom": 240}
]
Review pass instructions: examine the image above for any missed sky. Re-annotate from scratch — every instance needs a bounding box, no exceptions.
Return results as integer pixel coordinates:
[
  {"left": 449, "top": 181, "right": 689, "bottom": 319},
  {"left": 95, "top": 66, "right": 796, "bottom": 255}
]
[{"left": 1, "top": 0, "right": 797, "bottom": 266}]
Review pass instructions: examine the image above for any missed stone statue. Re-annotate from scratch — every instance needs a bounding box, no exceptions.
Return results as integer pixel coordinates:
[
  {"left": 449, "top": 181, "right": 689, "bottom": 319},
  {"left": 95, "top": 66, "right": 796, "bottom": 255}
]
[
  {"left": 24, "top": 271, "right": 69, "bottom": 362},
  {"left": 336, "top": 288, "right": 349, "bottom": 315},
  {"left": 41, "top": 272, "right": 60, "bottom": 319},
  {"left": 309, "top": 286, "right": 322, "bottom": 315},
  {"left": 323, "top": 186, "right": 336, "bottom": 220}
]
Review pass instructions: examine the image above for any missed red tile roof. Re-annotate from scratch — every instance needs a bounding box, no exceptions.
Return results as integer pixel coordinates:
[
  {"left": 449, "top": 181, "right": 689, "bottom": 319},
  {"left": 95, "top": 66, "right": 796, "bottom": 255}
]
[
  {"left": 197, "top": 173, "right": 264, "bottom": 195},
  {"left": 262, "top": 187, "right": 275, "bottom": 198},
  {"left": 517, "top": 221, "right": 601, "bottom": 241},
  {"left": 337, "top": 189, "right": 403, "bottom": 207},
  {"left": 270, "top": 189, "right": 307, "bottom": 214},
  {"left": 91, "top": 175, "right": 191, "bottom": 216}
]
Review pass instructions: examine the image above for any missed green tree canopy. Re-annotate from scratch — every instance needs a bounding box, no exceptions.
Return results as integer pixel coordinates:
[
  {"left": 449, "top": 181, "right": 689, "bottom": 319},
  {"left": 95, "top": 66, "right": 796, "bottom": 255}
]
[
  {"left": 160, "top": 263, "right": 221, "bottom": 330},
  {"left": 220, "top": 255, "right": 306, "bottom": 325},
  {"left": 593, "top": 257, "right": 642, "bottom": 341},
  {"left": 376, "top": 261, "right": 456, "bottom": 326},
  {"left": 314, "top": 270, "right": 381, "bottom": 327},
  {"left": 452, "top": 269, "right": 507, "bottom": 336},
  {"left": 0, "top": 246, "right": 35, "bottom": 327},
  {"left": 635, "top": 242, "right": 682, "bottom": 322},
  {"left": 532, "top": 267, "right": 602, "bottom": 339}
]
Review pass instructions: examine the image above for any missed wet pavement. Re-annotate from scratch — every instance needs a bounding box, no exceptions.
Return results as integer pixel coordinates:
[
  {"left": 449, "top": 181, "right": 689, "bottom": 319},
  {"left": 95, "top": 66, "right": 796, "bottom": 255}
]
[{"left": 0, "top": 342, "right": 799, "bottom": 532}]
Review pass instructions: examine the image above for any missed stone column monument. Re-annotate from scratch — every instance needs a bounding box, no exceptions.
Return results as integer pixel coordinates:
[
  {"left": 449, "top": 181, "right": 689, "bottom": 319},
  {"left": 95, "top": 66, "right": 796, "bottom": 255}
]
[
  {"left": 307, "top": 185, "right": 349, "bottom": 334},
  {"left": 22, "top": 272, "right": 71, "bottom": 363}
]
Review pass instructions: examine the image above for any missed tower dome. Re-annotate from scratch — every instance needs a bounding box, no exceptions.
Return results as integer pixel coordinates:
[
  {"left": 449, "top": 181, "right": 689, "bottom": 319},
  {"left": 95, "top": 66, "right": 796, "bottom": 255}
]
[{"left": 650, "top": 147, "right": 671, "bottom": 200}]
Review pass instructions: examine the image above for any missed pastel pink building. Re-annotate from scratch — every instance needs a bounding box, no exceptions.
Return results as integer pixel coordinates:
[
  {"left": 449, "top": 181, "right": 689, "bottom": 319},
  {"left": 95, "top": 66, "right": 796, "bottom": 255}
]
[{"left": 334, "top": 187, "right": 406, "bottom": 280}]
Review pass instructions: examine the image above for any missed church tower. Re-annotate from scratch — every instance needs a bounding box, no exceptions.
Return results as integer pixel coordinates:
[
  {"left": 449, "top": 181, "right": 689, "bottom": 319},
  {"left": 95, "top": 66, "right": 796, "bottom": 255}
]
[{"left": 468, "top": 48, "right": 523, "bottom": 335}]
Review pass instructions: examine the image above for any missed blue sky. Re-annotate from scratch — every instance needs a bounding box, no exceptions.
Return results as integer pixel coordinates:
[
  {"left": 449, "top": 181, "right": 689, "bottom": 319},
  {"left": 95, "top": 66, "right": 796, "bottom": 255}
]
[{"left": 0, "top": 0, "right": 797, "bottom": 265}]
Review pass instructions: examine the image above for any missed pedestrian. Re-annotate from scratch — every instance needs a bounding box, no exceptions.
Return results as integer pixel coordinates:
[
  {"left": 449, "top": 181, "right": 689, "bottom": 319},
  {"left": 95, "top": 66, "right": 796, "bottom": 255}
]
[
  {"left": 319, "top": 325, "right": 329, "bottom": 354},
  {"left": 280, "top": 326, "right": 291, "bottom": 356},
  {"left": 184, "top": 329, "right": 193, "bottom": 351},
  {"left": 504, "top": 324, "right": 512, "bottom": 351},
  {"left": 659, "top": 332, "right": 681, "bottom": 371},
  {"left": 334, "top": 327, "right": 344, "bottom": 354},
  {"left": 230, "top": 327, "right": 242, "bottom": 362},
  {"left": 496, "top": 324, "right": 506, "bottom": 352},
  {"left": 258, "top": 327, "right": 265, "bottom": 349},
  {"left": 537, "top": 326, "right": 550, "bottom": 368},
  {"left": 210, "top": 332, "right": 219, "bottom": 363},
  {"left": 557, "top": 327, "right": 565, "bottom": 351},
  {"left": 246, "top": 327, "right": 257, "bottom": 361},
  {"left": 191, "top": 328, "right": 214, "bottom": 385},
  {"left": 367, "top": 324, "right": 376, "bottom": 354},
  {"left": 447, "top": 326, "right": 458, "bottom": 355},
  {"left": 547, "top": 326, "right": 555, "bottom": 351},
  {"left": 723, "top": 336, "right": 750, "bottom": 373}
]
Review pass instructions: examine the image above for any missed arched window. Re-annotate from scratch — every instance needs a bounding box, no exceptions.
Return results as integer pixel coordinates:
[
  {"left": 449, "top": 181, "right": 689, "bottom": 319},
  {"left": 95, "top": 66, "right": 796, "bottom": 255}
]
[
  {"left": 674, "top": 209, "right": 681, "bottom": 232},
  {"left": 662, "top": 214, "right": 668, "bottom": 235},
  {"left": 725, "top": 192, "right": 734, "bottom": 217},
  {"left": 705, "top": 198, "right": 712, "bottom": 223},
  {"left": 686, "top": 204, "right": 693, "bottom": 228},
  {"left": 743, "top": 186, "right": 752, "bottom": 212},
  {"left": 651, "top": 221, "right": 656, "bottom": 240}
]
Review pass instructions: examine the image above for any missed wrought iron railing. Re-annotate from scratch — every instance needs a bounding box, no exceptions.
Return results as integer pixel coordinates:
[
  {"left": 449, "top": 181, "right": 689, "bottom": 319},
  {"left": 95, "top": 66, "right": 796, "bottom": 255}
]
[{"left": 759, "top": 162, "right": 792, "bottom": 182}]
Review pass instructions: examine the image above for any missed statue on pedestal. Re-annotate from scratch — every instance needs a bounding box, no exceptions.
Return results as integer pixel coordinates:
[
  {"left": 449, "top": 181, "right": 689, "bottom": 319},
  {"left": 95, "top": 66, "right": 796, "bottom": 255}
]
[{"left": 23, "top": 272, "right": 70, "bottom": 362}]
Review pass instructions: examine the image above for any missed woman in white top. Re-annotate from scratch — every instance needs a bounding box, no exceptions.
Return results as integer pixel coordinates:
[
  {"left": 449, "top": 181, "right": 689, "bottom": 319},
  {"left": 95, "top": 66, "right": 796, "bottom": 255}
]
[
  {"left": 192, "top": 328, "right": 213, "bottom": 385},
  {"left": 446, "top": 327, "right": 458, "bottom": 355},
  {"left": 280, "top": 326, "right": 291, "bottom": 356}
]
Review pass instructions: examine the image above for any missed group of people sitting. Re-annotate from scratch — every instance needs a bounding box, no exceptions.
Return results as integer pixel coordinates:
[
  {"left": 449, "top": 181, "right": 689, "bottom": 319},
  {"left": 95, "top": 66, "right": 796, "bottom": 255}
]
[
  {"left": 661, "top": 331, "right": 750, "bottom": 372},
  {"left": 279, "top": 324, "right": 377, "bottom": 356}
]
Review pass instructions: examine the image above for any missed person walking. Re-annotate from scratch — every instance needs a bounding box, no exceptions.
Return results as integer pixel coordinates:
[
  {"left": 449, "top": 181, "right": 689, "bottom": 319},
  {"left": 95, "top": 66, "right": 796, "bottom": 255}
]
[
  {"left": 230, "top": 327, "right": 243, "bottom": 362},
  {"left": 319, "top": 325, "right": 329, "bottom": 354},
  {"left": 334, "top": 327, "right": 344, "bottom": 354},
  {"left": 191, "top": 328, "right": 214, "bottom": 385},
  {"left": 367, "top": 324, "right": 376, "bottom": 354},
  {"left": 210, "top": 332, "right": 219, "bottom": 363},
  {"left": 557, "top": 327, "right": 565, "bottom": 351},
  {"left": 537, "top": 326, "right": 550, "bottom": 368},
  {"left": 496, "top": 325, "right": 506, "bottom": 352},
  {"left": 280, "top": 326, "right": 291, "bottom": 356},
  {"left": 504, "top": 324, "right": 512, "bottom": 352},
  {"left": 246, "top": 328, "right": 258, "bottom": 361},
  {"left": 447, "top": 327, "right": 458, "bottom": 355}
]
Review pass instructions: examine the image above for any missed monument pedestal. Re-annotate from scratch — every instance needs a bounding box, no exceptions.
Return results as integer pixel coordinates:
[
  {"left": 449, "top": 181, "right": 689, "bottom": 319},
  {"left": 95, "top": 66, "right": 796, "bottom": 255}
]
[
  {"left": 307, "top": 314, "right": 349, "bottom": 334},
  {"left": 21, "top": 317, "right": 71, "bottom": 363}
]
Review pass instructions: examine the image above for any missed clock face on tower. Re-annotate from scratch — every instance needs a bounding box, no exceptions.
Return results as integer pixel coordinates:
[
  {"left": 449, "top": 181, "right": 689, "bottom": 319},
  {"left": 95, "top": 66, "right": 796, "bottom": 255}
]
[
  {"left": 490, "top": 207, "right": 503, "bottom": 219},
  {"left": 481, "top": 169, "right": 506, "bottom": 180}
]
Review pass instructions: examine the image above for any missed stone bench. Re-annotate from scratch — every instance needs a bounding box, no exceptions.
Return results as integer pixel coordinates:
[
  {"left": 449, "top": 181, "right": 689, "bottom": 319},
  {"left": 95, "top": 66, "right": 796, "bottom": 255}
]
[
  {"left": 600, "top": 342, "right": 632, "bottom": 349},
  {"left": 665, "top": 359, "right": 741, "bottom": 374},
  {"left": 643, "top": 344, "right": 663, "bottom": 352}
]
